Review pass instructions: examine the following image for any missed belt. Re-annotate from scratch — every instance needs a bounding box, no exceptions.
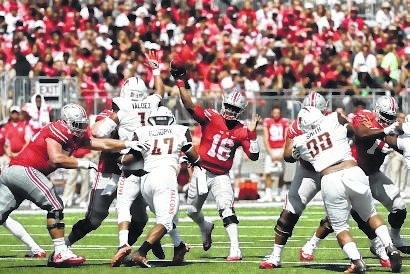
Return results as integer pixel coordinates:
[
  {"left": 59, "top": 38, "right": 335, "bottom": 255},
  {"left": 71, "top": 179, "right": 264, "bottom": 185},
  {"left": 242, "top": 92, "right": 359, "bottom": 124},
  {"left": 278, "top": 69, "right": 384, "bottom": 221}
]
[
  {"left": 320, "top": 160, "right": 357, "bottom": 177},
  {"left": 123, "top": 169, "right": 149, "bottom": 178}
]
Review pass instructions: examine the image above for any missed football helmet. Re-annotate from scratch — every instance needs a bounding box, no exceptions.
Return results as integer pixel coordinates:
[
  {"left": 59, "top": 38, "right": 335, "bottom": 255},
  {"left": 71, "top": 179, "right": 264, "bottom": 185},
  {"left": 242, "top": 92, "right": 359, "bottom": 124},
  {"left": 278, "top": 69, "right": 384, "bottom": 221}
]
[
  {"left": 61, "top": 103, "right": 89, "bottom": 137},
  {"left": 119, "top": 76, "right": 148, "bottom": 101},
  {"left": 373, "top": 95, "right": 398, "bottom": 127},
  {"left": 302, "top": 92, "right": 328, "bottom": 113},
  {"left": 221, "top": 90, "right": 247, "bottom": 120},
  {"left": 148, "top": 106, "right": 175, "bottom": 126},
  {"left": 297, "top": 106, "right": 324, "bottom": 133}
]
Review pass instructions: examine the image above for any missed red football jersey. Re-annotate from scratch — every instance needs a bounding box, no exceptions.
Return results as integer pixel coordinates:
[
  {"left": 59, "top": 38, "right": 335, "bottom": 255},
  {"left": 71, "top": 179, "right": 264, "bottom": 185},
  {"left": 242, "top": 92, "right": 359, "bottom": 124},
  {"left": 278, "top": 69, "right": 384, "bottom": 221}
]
[
  {"left": 263, "top": 117, "right": 289, "bottom": 149},
  {"left": 95, "top": 109, "right": 121, "bottom": 175},
  {"left": 351, "top": 110, "right": 387, "bottom": 175},
  {"left": 10, "top": 120, "right": 90, "bottom": 176},
  {"left": 192, "top": 105, "right": 253, "bottom": 175},
  {"left": 0, "top": 129, "right": 5, "bottom": 156}
]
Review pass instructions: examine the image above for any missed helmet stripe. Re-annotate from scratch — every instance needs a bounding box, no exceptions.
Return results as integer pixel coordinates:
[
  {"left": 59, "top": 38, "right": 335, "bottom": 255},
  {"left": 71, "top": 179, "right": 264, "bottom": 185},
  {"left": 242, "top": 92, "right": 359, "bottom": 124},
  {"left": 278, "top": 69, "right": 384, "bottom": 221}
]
[
  {"left": 310, "top": 92, "right": 316, "bottom": 106},
  {"left": 390, "top": 96, "right": 396, "bottom": 112}
]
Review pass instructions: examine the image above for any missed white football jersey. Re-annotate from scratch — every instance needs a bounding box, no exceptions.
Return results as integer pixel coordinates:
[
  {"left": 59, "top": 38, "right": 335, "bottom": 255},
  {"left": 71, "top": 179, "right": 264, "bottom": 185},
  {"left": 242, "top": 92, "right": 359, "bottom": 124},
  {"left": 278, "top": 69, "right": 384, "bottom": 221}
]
[
  {"left": 113, "top": 94, "right": 162, "bottom": 141},
  {"left": 396, "top": 134, "right": 410, "bottom": 169},
  {"left": 136, "top": 124, "right": 190, "bottom": 172},
  {"left": 293, "top": 112, "right": 354, "bottom": 172}
]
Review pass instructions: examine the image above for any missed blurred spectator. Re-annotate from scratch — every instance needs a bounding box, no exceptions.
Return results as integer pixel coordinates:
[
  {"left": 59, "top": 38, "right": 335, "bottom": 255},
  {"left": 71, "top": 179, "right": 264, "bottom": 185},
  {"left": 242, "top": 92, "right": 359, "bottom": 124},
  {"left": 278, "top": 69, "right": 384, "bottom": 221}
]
[
  {"left": 375, "top": 2, "right": 395, "bottom": 31},
  {"left": 24, "top": 93, "right": 52, "bottom": 134},
  {"left": 2, "top": 106, "right": 32, "bottom": 159}
]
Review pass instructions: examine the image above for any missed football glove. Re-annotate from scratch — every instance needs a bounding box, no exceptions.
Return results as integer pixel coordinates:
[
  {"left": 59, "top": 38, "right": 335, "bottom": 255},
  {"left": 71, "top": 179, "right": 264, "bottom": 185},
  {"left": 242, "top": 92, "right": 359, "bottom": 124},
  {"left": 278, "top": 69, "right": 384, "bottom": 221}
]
[
  {"left": 292, "top": 146, "right": 301, "bottom": 160},
  {"left": 170, "top": 60, "right": 187, "bottom": 80},
  {"left": 145, "top": 49, "right": 160, "bottom": 70},
  {"left": 125, "top": 140, "right": 151, "bottom": 152},
  {"left": 383, "top": 121, "right": 399, "bottom": 135}
]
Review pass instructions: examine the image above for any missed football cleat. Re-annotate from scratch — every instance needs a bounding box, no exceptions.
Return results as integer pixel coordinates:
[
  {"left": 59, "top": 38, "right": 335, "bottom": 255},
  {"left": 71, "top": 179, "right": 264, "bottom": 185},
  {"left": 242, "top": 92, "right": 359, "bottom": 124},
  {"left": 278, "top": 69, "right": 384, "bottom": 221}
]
[
  {"left": 259, "top": 255, "right": 281, "bottom": 269},
  {"left": 132, "top": 251, "right": 151, "bottom": 268},
  {"left": 202, "top": 221, "right": 214, "bottom": 251},
  {"left": 111, "top": 244, "right": 132, "bottom": 267},
  {"left": 369, "top": 238, "right": 390, "bottom": 268},
  {"left": 172, "top": 242, "right": 190, "bottom": 265},
  {"left": 344, "top": 259, "right": 366, "bottom": 273},
  {"left": 226, "top": 247, "right": 242, "bottom": 261},
  {"left": 151, "top": 240, "right": 165, "bottom": 260},
  {"left": 25, "top": 249, "right": 46, "bottom": 258},
  {"left": 47, "top": 249, "right": 86, "bottom": 268},
  {"left": 121, "top": 254, "right": 136, "bottom": 267},
  {"left": 299, "top": 248, "right": 314, "bottom": 262},
  {"left": 386, "top": 245, "right": 402, "bottom": 273}
]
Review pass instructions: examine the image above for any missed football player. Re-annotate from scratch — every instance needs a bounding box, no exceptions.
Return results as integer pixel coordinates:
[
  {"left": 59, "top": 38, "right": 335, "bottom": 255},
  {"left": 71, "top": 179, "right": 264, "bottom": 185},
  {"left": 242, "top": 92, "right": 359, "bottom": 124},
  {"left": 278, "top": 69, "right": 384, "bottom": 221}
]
[
  {"left": 0, "top": 103, "right": 149, "bottom": 267},
  {"left": 171, "top": 60, "right": 260, "bottom": 261},
  {"left": 120, "top": 106, "right": 200, "bottom": 268},
  {"left": 291, "top": 106, "right": 401, "bottom": 273},
  {"left": 259, "top": 92, "right": 332, "bottom": 269},
  {"left": 300, "top": 95, "right": 410, "bottom": 265}
]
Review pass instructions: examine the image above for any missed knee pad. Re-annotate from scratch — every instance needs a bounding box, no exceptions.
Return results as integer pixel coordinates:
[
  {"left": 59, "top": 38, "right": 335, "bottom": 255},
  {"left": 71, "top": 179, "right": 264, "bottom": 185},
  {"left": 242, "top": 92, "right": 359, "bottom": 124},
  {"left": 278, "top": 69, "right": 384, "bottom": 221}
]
[
  {"left": 320, "top": 216, "right": 335, "bottom": 234},
  {"left": 46, "top": 210, "right": 65, "bottom": 230},
  {"left": 219, "top": 207, "right": 239, "bottom": 227},
  {"left": 274, "top": 210, "right": 299, "bottom": 238},
  {"left": 388, "top": 209, "right": 407, "bottom": 229},
  {"left": 351, "top": 210, "right": 376, "bottom": 239}
]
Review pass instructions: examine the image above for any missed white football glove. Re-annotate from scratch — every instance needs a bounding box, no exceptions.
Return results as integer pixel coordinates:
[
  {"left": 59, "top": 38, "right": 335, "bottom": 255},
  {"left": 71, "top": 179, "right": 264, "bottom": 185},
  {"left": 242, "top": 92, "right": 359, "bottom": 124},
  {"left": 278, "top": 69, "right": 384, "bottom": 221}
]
[
  {"left": 383, "top": 121, "right": 399, "bottom": 135},
  {"left": 146, "top": 50, "right": 160, "bottom": 70},
  {"left": 292, "top": 146, "right": 301, "bottom": 160},
  {"left": 125, "top": 140, "right": 151, "bottom": 152},
  {"left": 77, "top": 160, "right": 98, "bottom": 170},
  {"left": 402, "top": 122, "right": 410, "bottom": 135}
]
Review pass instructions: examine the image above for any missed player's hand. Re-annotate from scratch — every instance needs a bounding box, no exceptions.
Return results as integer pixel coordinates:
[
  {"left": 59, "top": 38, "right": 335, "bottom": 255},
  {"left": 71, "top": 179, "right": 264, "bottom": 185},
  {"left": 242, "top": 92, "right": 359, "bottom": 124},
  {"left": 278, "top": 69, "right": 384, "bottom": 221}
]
[
  {"left": 170, "top": 60, "right": 187, "bottom": 80},
  {"left": 292, "top": 146, "right": 301, "bottom": 160},
  {"left": 125, "top": 140, "right": 151, "bottom": 152},
  {"left": 78, "top": 160, "right": 98, "bottom": 170},
  {"left": 145, "top": 50, "right": 160, "bottom": 70},
  {"left": 249, "top": 114, "right": 261, "bottom": 132},
  {"left": 383, "top": 121, "right": 399, "bottom": 135}
]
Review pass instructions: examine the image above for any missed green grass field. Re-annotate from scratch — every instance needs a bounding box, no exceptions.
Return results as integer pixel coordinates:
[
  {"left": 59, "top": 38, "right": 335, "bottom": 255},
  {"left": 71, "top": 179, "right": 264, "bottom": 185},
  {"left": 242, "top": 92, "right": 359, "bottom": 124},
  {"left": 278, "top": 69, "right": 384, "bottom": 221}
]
[{"left": 0, "top": 202, "right": 409, "bottom": 273}]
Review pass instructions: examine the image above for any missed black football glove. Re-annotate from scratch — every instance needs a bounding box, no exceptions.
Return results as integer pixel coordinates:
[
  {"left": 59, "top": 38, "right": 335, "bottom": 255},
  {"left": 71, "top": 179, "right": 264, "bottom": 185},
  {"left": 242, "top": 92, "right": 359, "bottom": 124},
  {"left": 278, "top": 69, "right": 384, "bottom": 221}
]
[{"left": 170, "top": 60, "right": 187, "bottom": 80}]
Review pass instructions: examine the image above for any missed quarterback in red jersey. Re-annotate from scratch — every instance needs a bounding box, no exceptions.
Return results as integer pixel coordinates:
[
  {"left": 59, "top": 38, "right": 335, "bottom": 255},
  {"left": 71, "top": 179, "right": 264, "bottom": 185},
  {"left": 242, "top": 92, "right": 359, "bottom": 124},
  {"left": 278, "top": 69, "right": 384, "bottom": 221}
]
[
  {"left": 0, "top": 103, "right": 149, "bottom": 268},
  {"left": 172, "top": 61, "right": 260, "bottom": 261}
]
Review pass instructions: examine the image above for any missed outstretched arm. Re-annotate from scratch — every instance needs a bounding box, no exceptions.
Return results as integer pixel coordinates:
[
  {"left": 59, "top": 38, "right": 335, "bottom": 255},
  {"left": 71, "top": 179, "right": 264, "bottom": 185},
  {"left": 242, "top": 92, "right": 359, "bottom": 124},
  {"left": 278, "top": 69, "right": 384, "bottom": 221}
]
[
  {"left": 170, "top": 60, "right": 195, "bottom": 113},
  {"left": 145, "top": 50, "right": 165, "bottom": 99}
]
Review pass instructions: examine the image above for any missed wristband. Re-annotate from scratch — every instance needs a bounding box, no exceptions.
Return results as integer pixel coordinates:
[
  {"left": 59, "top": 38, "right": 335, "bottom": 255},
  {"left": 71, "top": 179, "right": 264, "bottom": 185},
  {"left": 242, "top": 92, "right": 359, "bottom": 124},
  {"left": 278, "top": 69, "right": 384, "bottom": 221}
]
[
  {"left": 249, "top": 139, "right": 260, "bottom": 154},
  {"left": 152, "top": 68, "right": 160, "bottom": 76},
  {"left": 176, "top": 79, "right": 185, "bottom": 88}
]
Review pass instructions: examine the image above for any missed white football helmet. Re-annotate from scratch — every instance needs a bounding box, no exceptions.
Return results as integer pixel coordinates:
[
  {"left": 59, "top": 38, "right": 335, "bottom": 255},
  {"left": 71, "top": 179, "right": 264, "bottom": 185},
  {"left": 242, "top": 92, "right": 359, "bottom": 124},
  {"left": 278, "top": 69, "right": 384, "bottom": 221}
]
[
  {"left": 61, "top": 103, "right": 89, "bottom": 137},
  {"left": 148, "top": 106, "right": 175, "bottom": 126},
  {"left": 119, "top": 76, "right": 148, "bottom": 101},
  {"left": 297, "top": 106, "right": 325, "bottom": 133},
  {"left": 221, "top": 90, "right": 247, "bottom": 120},
  {"left": 302, "top": 92, "right": 328, "bottom": 113},
  {"left": 373, "top": 95, "right": 398, "bottom": 127}
]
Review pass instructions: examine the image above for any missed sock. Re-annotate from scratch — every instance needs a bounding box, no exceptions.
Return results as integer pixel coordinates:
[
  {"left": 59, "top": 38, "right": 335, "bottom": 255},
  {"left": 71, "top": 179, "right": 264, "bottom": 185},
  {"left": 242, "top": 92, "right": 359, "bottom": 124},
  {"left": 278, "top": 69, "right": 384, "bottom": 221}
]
[
  {"left": 119, "top": 230, "right": 129, "bottom": 247},
  {"left": 272, "top": 244, "right": 284, "bottom": 260},
  {"left": 168, "top": 229, "right": 183, "bottom": 247},
  {"left": 375, "top": 225, "right": 393, "bottom": 247},
  {"left": 52, "top": 237, "right": 67, "bottom": 252},
  {"left": 3, "top": 217, "right": 41, "bottom": 250},
  {"left": 226, "top": 224, "right": 239, "bottom": 249},
  {"left": 390, "top": 228, "right": 401, "bottom": 240},
  {"left": 342, "top": 242, "right": 361, "bottom": 260},
  {"left": 138, "top": 241, "right": 152, "bottom": 257},
  {"left": 309, "top": 234, "right": 321, "bottom": 246}
]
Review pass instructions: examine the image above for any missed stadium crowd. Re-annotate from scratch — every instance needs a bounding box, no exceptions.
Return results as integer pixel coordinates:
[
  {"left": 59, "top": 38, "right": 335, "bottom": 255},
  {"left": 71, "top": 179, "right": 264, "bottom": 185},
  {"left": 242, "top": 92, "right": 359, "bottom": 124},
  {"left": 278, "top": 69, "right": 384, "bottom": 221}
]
[{"left": 0, "top": 0, "right": 409, "bottom": 109}]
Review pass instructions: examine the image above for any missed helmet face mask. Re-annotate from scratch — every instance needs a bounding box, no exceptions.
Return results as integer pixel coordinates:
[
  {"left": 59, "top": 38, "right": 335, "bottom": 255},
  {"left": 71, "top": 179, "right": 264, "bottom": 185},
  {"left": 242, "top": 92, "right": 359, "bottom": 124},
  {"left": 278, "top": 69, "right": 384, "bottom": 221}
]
[
  {"left": 148, "top": 106, "right": 175, "bottom": 126},
  {"left": 61, "top": 103, "right": 89, "bottom": 137},
  {"left": 302, "top": 92, "right": 328, "bottom": 113},
  {"left": 221, "top": 91, "right": 247, "bottom": 120},
  {"left": 120, "top": 76, "right": 148, "bottom": 101},
  {"left": 373, "top": 95, "right": 398, "bottom": 127}
]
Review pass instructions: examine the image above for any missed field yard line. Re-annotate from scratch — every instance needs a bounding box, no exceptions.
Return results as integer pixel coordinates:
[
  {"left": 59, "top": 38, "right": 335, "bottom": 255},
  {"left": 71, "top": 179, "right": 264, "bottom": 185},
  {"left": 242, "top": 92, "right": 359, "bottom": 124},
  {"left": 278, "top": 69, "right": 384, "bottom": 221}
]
[{"left": 0, "top": 256, "right": 409, "bottom": 268}]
